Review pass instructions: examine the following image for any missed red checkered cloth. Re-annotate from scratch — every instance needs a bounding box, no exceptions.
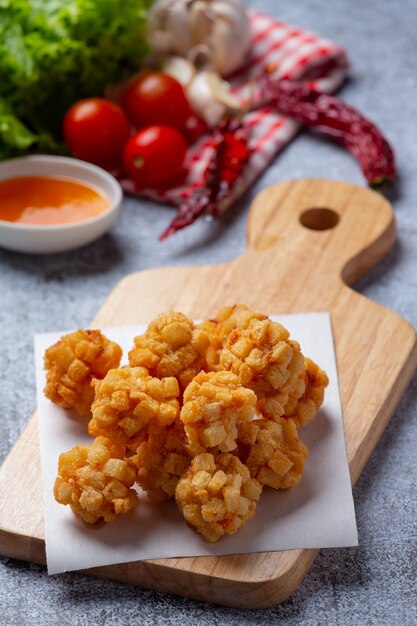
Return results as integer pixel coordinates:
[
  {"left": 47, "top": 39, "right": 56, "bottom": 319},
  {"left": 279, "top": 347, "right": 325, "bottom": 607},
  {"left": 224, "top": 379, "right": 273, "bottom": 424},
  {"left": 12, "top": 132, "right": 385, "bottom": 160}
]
[{"left": 121, "top": 10, "right": 349, "bottom": 209}]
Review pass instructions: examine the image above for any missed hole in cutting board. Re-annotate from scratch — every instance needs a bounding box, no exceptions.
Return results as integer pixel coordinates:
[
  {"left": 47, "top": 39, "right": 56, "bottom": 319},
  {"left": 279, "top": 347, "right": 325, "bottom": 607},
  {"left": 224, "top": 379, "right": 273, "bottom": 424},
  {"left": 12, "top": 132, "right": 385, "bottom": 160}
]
[{"left": 299, "top": 207, "right": 339, "bottom": 231}]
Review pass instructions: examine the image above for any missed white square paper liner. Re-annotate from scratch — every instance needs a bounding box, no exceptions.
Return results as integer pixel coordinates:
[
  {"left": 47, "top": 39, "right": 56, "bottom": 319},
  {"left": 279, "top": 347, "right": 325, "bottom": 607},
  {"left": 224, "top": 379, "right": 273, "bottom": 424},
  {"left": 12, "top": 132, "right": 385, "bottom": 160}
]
[{"left": 34, "top": 313, "right": 358, "bottom": 575}]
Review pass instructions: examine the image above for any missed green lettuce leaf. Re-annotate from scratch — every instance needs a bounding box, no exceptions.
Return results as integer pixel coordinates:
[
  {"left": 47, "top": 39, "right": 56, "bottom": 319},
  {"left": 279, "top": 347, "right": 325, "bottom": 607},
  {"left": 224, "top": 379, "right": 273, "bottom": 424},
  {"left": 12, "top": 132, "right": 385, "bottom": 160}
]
[
  {"left": 0, "top": 100, "right": 37, "bottom": 158},
  {"left": 0, "top": 0, "right": 152, "bottom": 159}
]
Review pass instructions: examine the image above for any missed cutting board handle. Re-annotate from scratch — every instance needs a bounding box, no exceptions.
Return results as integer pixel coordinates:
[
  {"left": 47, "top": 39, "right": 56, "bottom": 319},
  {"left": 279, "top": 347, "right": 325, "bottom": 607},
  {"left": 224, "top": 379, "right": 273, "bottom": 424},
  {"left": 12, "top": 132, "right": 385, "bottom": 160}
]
[{"left": 245, "top": 179, "right": 396, "bottom": 285}]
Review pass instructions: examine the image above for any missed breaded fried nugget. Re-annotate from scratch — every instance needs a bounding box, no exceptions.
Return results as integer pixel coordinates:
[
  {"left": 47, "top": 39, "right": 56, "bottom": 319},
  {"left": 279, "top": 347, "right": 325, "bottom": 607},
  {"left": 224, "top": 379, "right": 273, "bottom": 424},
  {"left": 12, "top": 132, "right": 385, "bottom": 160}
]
[
  {"left": 175, "top": 452, "right": 262, "bottom": 542},
  {"left": 131, "top": 421, "right": 190, "bottom": 502},
  {"left": 180, "top": 371, "right": 256, "bottom": 455},
  {"left": 128, "top": 311, "right": 209, "bottom": 391},
  {"left": 44, "top": 329, "right": 122, "bottom": 417},
  {"left": 238, "top": 418, "right": 309, "bottom": 489},
  {"left": 89, "top": 367, "right": 180, "bottom": 450},
  {"left": 200, "top": 304, "right": 267, "bottom": 371},
  {"left": 220, "top": 318, "right": 305, "bottom": 420},
  {"left": 53, "top": 436, "right": 138, "bottom": 524},
  {"left": 283, "top": 358, "right": 329, "bottom": 427}
]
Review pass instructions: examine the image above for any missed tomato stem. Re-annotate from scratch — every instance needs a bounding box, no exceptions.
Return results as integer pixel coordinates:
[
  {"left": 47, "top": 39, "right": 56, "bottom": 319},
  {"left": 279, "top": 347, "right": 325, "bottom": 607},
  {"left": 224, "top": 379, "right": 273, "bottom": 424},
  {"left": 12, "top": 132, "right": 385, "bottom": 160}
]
[{"left": 133, "top": 156, "right": 145, "bottom": 169}]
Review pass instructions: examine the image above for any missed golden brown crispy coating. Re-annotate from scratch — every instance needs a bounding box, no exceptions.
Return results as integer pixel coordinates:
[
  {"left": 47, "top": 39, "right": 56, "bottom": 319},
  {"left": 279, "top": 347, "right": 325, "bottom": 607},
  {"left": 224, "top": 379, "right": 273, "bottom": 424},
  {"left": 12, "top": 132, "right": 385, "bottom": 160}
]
[
  {"left": 53, "top": 436, "right": 138, "bottom": 524},
  {"left": 220, "top": 318, "right": 306, "bottom": 421},
  {"left": 200, "top": 304, "right": 267, "bottom": 371},
  {"left": 283, "top": 358, "right": 329, "bottom": 427},
  {"left": 44, "top": 329, "right": 122, "bottom": 417},
  {"left": 180, "top": 371, "right": 256, "bottom": 455},
  {"left": 237, "top": 418, "right": 309, "bottom": 490},
  {"left": 175, "top": 452, "right": 262, "bottom": 542},
  {"left": 89, "top": 367, "right": 180, "bottom": 451},
  {"left": 51, "top": 307, "right": 328, "bottom": 539},
  {"left": 128, "top": 311, "right": 210, "bottom": 391},
  {"left": 130, "top": 421, "right": 191, "bottom": 502}
]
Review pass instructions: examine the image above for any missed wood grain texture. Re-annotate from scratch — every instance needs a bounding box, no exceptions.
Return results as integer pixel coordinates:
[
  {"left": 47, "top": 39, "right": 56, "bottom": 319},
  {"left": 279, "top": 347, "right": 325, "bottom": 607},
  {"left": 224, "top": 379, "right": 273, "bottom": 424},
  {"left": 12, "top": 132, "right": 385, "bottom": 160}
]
[{"left": 0, "top": 179, "right": 416, "bottom": 608}]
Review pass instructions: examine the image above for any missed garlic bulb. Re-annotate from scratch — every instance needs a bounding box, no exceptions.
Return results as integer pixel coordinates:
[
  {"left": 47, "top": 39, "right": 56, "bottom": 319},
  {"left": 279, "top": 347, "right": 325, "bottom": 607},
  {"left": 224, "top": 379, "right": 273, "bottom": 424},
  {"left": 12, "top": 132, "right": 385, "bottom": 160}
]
[
  {"left": 186, "top": 70, "right": 242, "bottom": 127},
  {"left": 147, "top": 0, "right": 251, "bottom": 76}
]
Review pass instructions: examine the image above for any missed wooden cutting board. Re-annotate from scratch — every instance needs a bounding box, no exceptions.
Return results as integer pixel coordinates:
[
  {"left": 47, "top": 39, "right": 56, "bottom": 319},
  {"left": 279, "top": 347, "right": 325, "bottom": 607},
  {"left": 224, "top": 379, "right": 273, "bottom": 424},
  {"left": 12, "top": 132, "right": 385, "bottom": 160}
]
[{"left": 0, "top": 179, "right": 416, "bottom": 609}]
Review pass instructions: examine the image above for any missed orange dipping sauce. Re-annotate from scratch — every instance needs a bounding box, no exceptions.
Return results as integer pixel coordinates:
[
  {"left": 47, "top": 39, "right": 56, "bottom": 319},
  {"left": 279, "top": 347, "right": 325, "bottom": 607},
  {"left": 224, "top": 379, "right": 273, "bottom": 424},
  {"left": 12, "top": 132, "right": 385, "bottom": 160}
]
[{"left": 0, "top": 176, "right": 110, "bottom": 226}]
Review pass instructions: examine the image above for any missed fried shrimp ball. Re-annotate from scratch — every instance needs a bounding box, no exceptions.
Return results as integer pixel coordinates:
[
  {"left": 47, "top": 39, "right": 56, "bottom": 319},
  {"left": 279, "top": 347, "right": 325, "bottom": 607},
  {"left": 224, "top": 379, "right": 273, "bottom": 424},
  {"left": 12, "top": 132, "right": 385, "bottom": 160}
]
[
  {"left": 175, "top": 452, "right": 262, "bottom": 542},
  {"left": 283, "top": 358, "right": 329, "bottom": 427},
  {"left": 44, "top": 329, "right": 122, "bottom": 417},
  {"left": 53, "top": 436, "right": 138, "bottom": 524},
  {"left": 128, "top": 311, "right": 210, "bottom": 391},
  {"left": 200, "top": 304, "right": 267, "bottom": 371},
  {"left": 237, "top": 418, "right": 309, "bottom": 490},
  {"left": 180, "top": 371, "right": 256, "bottom": 455},
  {"left": 89, "top": 367, "right": 180, "bottom": 451},
  {"left": 219, "top": 318, "right": 306, "bottom": 420},
  {"left": 131, "top": 422, "right": 191, "bottom": 502}
]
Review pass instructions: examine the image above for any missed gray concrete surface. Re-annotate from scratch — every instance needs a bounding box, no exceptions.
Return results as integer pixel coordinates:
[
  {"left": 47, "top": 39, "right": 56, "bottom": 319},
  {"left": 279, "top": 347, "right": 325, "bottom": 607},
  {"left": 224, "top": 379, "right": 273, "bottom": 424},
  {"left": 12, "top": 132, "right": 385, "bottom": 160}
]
[{"left": 1, "top": 0, "right": 416, "bottom": 624}]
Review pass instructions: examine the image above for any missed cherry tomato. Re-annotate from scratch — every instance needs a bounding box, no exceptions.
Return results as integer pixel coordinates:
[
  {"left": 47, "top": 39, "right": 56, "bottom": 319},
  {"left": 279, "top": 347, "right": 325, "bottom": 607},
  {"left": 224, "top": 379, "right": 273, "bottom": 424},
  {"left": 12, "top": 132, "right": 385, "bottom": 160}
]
[
  {"left": 123, "top": 125, "right": 187, "bottom": 188},
  {"left": 122, "top": 71, "right": 193, "bottom": 132},
  {"left": 64, "top": 98, "right": 131, "bottom": 167}
]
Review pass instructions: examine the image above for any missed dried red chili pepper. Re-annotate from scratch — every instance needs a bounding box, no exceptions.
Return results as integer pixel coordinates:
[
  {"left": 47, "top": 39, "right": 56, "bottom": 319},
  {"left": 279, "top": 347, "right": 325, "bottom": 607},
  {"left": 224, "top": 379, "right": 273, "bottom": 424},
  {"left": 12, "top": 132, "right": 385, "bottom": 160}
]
[
  {"left": 255, "top": 75, "right": 395, "bottom": 187},
  {"left": 159, "top": 119, "right": 251, "bottom": 240}
]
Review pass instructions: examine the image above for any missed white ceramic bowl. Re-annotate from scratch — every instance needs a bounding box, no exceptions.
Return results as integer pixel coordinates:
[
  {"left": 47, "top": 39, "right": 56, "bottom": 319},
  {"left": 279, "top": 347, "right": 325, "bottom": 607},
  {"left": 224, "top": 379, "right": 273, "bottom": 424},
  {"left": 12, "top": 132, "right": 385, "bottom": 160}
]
[{"left": 0, "top": 155, "right": 122, "bottom": 254}]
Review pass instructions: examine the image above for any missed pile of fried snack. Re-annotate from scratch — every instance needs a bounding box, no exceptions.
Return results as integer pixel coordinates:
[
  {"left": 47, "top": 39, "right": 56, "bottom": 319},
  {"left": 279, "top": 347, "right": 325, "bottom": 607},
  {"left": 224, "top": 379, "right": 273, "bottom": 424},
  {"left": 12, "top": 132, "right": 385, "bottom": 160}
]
[{"left": 45, "top": 305, "right": 328, "bottom": 542}]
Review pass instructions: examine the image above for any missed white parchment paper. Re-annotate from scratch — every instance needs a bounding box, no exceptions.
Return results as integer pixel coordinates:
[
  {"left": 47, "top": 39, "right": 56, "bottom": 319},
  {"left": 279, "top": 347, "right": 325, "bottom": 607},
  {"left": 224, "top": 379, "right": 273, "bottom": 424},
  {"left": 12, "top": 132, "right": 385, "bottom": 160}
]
[{"left": 35, "top": 313, "right": 358, "bottom": 575}]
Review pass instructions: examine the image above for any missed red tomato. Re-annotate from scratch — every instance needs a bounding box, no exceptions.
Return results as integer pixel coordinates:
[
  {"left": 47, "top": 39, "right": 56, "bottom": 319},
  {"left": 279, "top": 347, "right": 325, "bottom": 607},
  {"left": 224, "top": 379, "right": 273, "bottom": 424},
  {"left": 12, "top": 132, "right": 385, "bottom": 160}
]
[
  {"left": 123, "top": 125, "right": 187, "bottom": 188},
  {"left": 64, "top": 98, "right": 131, "bottom": 167},
  {"left": 122, "top": 71, "right": 193, "bottom": 132}
]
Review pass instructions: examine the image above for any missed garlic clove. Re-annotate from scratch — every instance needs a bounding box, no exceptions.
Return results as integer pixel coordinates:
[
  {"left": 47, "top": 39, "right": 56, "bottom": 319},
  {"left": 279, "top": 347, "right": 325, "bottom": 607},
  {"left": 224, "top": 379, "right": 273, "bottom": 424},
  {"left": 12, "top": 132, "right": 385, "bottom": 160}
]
[
  {"left": 210, "top": 20, "right": 246, "bottom": 77},
  {"left": 212, "top": 0, "right": 251, "bottom": 37},
  {"left": 205, "top": 73, "right": 241, "bottom": 109},
  {"left": 159, "top": 56, "right": 197, "bottom": 86},
  {"left": 186, "top": 70, "right": 242, "bottom": 128},
  {"left": 166, "top": 3, "right": 194, "bottom": 55},
  {"left": 210, "top": 4, "right": 251, "bottom": 75},
  {"left": 189, "top": 2, "right": 215, "bottom": 45}
]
